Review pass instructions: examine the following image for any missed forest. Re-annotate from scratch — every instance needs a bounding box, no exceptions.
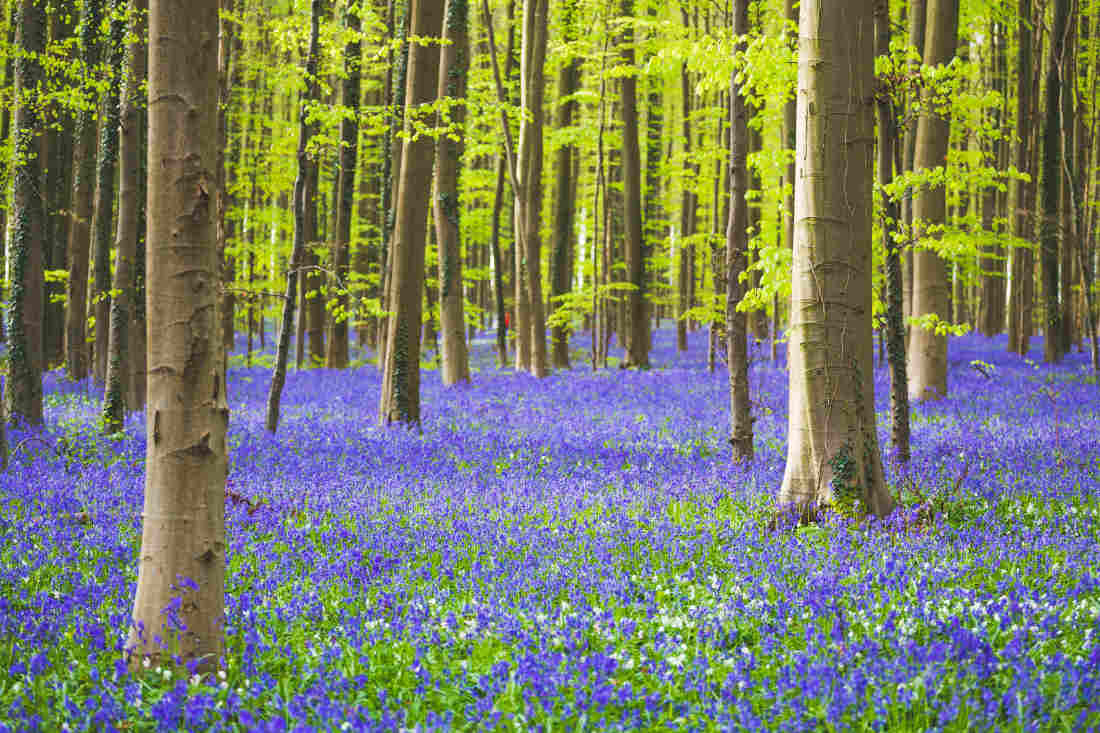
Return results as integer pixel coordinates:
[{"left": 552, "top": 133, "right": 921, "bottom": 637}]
[{"left": 1, "top": 0, "right": 1099, "bottom": 728}]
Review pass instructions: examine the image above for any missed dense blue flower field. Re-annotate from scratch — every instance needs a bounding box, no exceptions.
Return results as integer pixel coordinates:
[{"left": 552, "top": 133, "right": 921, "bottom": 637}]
[{"left": 1, "top": 329, "right": 1098, "bottom": 731}]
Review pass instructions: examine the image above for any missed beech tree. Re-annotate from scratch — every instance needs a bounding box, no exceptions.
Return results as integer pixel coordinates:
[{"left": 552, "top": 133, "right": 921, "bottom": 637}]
[
  {"left": 907, "top": 0, "right": 958, "bottom": 401},
  {"left": 378, "top": 0, "right": 444, "bottom": 424},
  {"left": 5, "top": 0, "right": 47, "bottom": 425},
  {"left": 127, "top": 0, "right": 228, "bottom": 671},
  {"left": 779, "top": 0, "right": 894, "bottom": 518}
]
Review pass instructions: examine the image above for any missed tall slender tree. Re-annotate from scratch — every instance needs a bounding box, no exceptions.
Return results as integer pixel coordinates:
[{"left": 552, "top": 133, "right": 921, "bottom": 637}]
[
  {"left": 327, "top": 0, "right": 363, "bottom": 369},
  {"left": 127, "top": 0, "right": 227, "bottom": 672},
  {"left": 1007, "top": 0, "right": 1033, "bottom": 355},
  {"left": 378, "top": 0, "right": 444, "bottom": 424},
  {"left": 64, "top": 0, "right": 104, "bottom": 382},
  {"left": 726, "top": 0, "right": 752, "bottom": 462},
  {"left": 907, "top": 0, "right": 958, "bottom": 401},
  {"left": 434, "top": 0, "right": 470, "bottom": 384},
  {"left": 103, "top": 0, "right": 149, "bottom": 432},
  {"left": 5, "top": 0, "right": 47, "bottom": 425},
  {"left": 265, "top": 0, "right": 323, "bottom": 434},
  {"left": 620, "top": 0, "right": 648, "bottom": 369},
  {"left": 779, "top": 0, "right": 894, "bottom": 518},
  {"left": 1040, "top": 0, "right": 1070, "bottom": 363}
]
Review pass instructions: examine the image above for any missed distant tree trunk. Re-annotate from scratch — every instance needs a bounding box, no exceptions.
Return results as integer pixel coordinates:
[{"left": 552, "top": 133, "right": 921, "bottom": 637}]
[
  {"left": 103, "top": 0, "right": 148, "bottom": 432},
  {"left": 514, "top": 0, "right": 549, "bottom": 376},
  {"left": 378, "top": 0, "right": 443, "bottom": 425},
  {"left": 875, "top": 0, "right": 909, "bottom": 462},
  {"left": 1007, "top": 0, "right": 1033, "bottom": 355},
  {"left": 676, "top": 51, "right": 695, "bottom": 353},
  {"left": 265, "top": 0, "right": 322, "bottom": 433},
  {"left": 643, "top": 0, "right": 662, "bottom": 348},
  {"left": 779, "top": 0, "right": 796, "bottom": 364},
  {"left": 620, "top": 0, "right": 648, "bottom": 369},
  {"left": 550, "top": 0, "right": 580, "bottom": 370},
  {"left": 434, "top": 0, "right": 470, "bottom": 385},
  {"left": 1039, "top": 0, "right": 1069, "bottom": 363},
  {"left": 978, "top": 21, "right": 1006, "bottom": 337},
  {"left": 486, "top": 0, "right": 516, "bottom": 369},
  {"left": 5, "top": 0, "right": 47, "bottom": 424},
  {"left": 127, "top": 0, "right": 227, "bottom": 673},
  {"left": 327, "top": 1, "right": 362, "bottom": 369},
  {"left": 64, "top": 0, "right": 104, "bottom": 382},
  {"left": 90, "top": 0, "right": 127, "bottom": 386},
  {"left": 907, "top": 0, "right": 958, "bottom": 401},
  {"left": 901, "top": 0, "right": 926, "bottom": 336},
  {"left": 780, "top": 0, "right": 894, "bottom": 519},
  {"left": 726, "top": 0, "right": 752, "bottom": 462}
]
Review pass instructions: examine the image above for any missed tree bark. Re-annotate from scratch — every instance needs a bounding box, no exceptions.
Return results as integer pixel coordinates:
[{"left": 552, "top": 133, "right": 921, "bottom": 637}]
[
  {"left": 901, "top": 0, "right": 926, "bottom": 337},
  {"left": 378, "top": 0, "right": 444, "bottom": 425},
  {"left": 907, "top": 0, "right": 958, "bottom": 401},
  {"left": 103, "top": 0, "right": 148, "bottom": 432},
  {"left": 1040, "top": 0, "right": 1069, "bottom": 363},
  {"left": 433, "top": 0, "right": 470, "bottom": 385},
  {"left": 64, "top": 0, "right": 104, "bottom": 382},
  {"left": 5, "top": 0, "right": 47, "bottom": 424},
  {"left": 726, "top": 0, "right": 753, "bottom": 462},
  {"left": 127, "top": 0, "right": 227, "bottom": 673},
  {"left": 265, "top": 0, "right": 323, "bottom": 433},
  {"left": 327, "top": 1, "right": 363, "bottom": 369},
  {"left": 90, "top": 0, "right": 127, "bottom": 386},
  {"left": 676, "top": 37, "right": 695, "bottom": 353},
  {"left": 620, "top": 0, "right": 648, "bottom": 369},
  {"left": 550, "top": 0, "right": 581, "bottom": 370},
  {"left": 1007, "top": 0, "right": 1034, "bottom": 355},
  {"left": 779, "top": 0, "right": 894, "bottom": 518},
  {"left": 875, "top": 0, "right": 910, "bottom": 462}
]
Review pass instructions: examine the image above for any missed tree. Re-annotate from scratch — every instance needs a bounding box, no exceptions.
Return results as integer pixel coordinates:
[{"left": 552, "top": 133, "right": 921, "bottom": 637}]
[
  {"left": 64, "top": 0, "right": 104, "bottom": 382},
  {"left": 5, "top": 0, "right": 47, "bottom": 425},
  {"left": 433, "top": 0, "right": 470, "bottom": 385},
  {"left": 103, "top": 0, "right": 149, "bottom": 432},
  {"left": 1007, "top": 0, "right": 1033, "bottom": 356},
  {"left": 378, "top": 0, "right": 444, "bottom": 425},
  {"left": 90, "top": 0, "right": 127, "bottom": 386},
  {"left": 127, "top": 0, "right": 228, "bottom": 672},
  {"left": 778, "top": 0, "right": 894, "bottom": 518},
  {"left": 1040, "top": 0, "right": 1069, "bottom": 363},
  {"left": 907, "top": 0, "right": 958, "bottom": 401},
  {"left": 619, "top": 0, "right": 648, "bottom": 369},
  {"left": 726, "top": 0, "right": 752, "bottom": 462},
  {"left": 265, "top": 0, "right": 323, "bottom": 434},
  {"left": 327, "top": 0, "right": 363, "bottom": 370}
]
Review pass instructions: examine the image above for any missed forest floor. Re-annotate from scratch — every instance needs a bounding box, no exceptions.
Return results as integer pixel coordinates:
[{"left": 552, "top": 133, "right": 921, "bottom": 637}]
[{"left": 2, "top": 328, "right": 1099, "bottom": 731}]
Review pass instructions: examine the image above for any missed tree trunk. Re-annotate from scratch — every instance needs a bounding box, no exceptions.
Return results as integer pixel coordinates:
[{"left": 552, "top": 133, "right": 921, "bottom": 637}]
[
  {"left": 217, "top": 0, "right": 242, "bottom": 360},
  {"left": 434, "top": 0, "right": 470, "bottom": 385},
  {"left": 5, "top": 0, "right": 47, "bottom": 424},
  {"left": 265, "top": 0, "right": 323, "bottom": 433},
  {"left": 643, "top": 1, "right": 662, "bottom": 351},
  {"left": 875, "top": 0, "right": 910, "bottom": 463},
  {"left": 779, "top": 0, "right": 894, "bottom": 519},
  {"left": 726, "top": 0, "right": 753, "bottom": 462},
  {"left": 978, "top": 21, "right": 1006, "bottom": 337},
  {"left": 378, "top": 0, "right": 443, "bottom": 425},
  {"left": 550, "top": 0, "right": 580, "bottom": 370},
  {"left": 907, "top": 0, "right": 958, "bottom": 401},
  {"left": 901, "top": 0, "right": 926, "bottom": 338},
  {"left": 1039, "top": 0, "right": 1069, "bottom": 362},
  {"left": 620, "top": 0, "right": 648, "bottom": 369},
  {"left": 1007, "top": 0, "right": 1034, "bottom": 355},
  {"left": 327, "top": 2, "right": 363, "bottom": 370},
  {"left": 515, "top": 0, "right": 549, "bottom": 376},
  {"left": 127, "top": 0, "right": 228, "bottom": 673},
  {"left": 103, "top": 0, "right": 148, "bottom": 432},
  {"left": 677, "top": 51, "right": 695, "bottom": 353},
  {"left": 63, "top": 0, "right": 103, "bottom": 382},
  {"left": 90, "top": 0, "right": 127, "bottom": 386}
]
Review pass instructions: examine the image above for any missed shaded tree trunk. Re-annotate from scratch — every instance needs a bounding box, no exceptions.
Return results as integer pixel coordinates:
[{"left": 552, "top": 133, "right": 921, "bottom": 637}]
[
  {"left": 64, "top": 0, "right": 104, "bottom": 382},
  {"left": 726, "top": 0, "right": 752, "bottom": 462},
  {"left": 90, "top": 0, "right": 127, "bottom": 386},
  {"left": 103, "top": 0, "right": 148, "bottom": 432},
  {"left": 1007, "top": 0, "right": 1034, "bottom": 355},
  {"left": 5, "top": 0, "right": 47, "bottom": 424},
  {"left": 620, "top": 0, "right": 648, "bottom": 369},
  {"left": 327, "top": 1, "right": 363, "bottom": 369},
  {"left": 127, "top": 0, "right": 228, "bottom": 673}
]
